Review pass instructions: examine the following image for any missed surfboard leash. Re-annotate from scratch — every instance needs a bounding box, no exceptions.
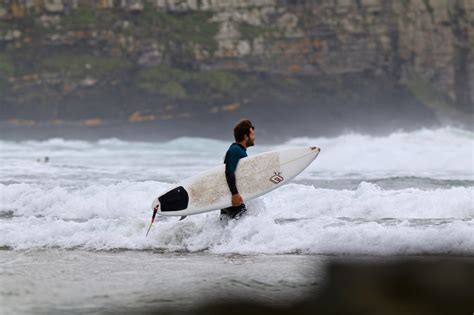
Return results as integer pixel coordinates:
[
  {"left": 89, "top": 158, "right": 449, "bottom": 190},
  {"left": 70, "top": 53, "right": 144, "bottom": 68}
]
[{"left": 145, "top": 204, "right": 159, "bottom": 237}]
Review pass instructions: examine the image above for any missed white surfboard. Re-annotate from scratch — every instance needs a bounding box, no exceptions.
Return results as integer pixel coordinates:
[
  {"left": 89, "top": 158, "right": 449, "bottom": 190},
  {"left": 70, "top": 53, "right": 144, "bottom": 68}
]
[{"left": 151, "top": 146, "right": 320, "bottom": 217}]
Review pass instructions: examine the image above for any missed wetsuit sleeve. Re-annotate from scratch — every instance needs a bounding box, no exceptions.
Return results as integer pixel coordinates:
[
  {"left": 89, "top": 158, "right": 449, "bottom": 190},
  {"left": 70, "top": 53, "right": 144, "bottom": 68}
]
[
  {"left": 224, "top": 147, "right": 243, "bottom": 195},
  {"left": 225, "top": 167, "right": 239, "bottom": 195}
]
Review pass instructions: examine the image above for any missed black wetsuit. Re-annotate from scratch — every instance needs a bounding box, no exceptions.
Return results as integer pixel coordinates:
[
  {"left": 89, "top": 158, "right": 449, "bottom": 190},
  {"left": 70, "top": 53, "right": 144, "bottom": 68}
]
[{"left": 220, "top": 143, "right": 248, "bottom": 219}]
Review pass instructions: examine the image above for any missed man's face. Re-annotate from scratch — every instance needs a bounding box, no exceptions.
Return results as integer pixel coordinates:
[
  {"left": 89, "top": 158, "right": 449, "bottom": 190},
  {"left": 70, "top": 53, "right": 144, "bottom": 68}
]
[{"left": 246, "top": 128, "right": 255, "bottom": 147}]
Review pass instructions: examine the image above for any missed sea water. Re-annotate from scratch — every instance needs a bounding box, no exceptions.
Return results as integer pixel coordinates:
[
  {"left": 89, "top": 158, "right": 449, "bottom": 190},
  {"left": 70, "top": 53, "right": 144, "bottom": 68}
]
[{"left": 1, "top": 127, "right": 473, "bottom": 313}]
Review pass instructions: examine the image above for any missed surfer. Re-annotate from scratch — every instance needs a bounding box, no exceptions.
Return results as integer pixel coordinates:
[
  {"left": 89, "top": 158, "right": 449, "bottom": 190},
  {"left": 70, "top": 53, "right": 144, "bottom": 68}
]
[{"left": 220, "top": 119, "right": 255, "bottom": 219}]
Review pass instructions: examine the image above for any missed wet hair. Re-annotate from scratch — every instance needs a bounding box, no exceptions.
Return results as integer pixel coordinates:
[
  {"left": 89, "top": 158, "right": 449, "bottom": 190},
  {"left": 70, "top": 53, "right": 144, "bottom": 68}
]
[{"left": 234, "top": 119, "right": 255, "bottom": 142}]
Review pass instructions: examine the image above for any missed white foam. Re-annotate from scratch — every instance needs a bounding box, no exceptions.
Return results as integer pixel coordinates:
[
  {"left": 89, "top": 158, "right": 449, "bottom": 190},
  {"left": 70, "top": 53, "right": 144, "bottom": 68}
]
[
  {"left": 282, "top": 127, "right": 474, "bottom": 180},
  {"left": 1, "top": 182, "right": 472, "bottom": 254},
  {"left": 0, "top": 181, "right": 171, "bottom": 219},
  {"left": 1, "top": 127, "right": 472, "bottom": 254},
  {"left": 1, "top": 127, "right": 472, "bottom": 183}
]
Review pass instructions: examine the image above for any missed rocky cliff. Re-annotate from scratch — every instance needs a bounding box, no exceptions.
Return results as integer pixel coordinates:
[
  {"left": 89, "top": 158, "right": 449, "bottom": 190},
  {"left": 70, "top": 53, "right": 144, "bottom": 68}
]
[{"left": 0, "top": 0, "right": 472, "bottom": 139}]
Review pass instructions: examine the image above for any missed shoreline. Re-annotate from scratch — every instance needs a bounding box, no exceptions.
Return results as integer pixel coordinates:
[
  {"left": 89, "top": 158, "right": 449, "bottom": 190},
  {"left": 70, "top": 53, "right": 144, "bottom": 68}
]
[{"left": 1, "top": 250, "right": 473, "bottom": 314}]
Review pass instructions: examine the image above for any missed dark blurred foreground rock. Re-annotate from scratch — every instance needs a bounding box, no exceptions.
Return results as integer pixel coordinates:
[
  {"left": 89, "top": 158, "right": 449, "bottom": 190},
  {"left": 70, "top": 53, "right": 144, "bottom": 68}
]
[{"left": 141, "top": 259, "right": 474, "bottom": 315}]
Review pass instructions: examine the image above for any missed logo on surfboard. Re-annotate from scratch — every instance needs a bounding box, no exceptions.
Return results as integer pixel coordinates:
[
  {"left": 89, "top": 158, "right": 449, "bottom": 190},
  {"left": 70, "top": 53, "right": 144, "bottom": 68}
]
[{"left": 270, "top": 172, "right": 284, "bottom": 184}]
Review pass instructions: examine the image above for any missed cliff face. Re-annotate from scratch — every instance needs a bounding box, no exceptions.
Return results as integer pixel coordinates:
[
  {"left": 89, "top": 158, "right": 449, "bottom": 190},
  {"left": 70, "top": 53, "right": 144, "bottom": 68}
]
[{"left": 0, "top": 0, "right": 472, "bottom": 136}]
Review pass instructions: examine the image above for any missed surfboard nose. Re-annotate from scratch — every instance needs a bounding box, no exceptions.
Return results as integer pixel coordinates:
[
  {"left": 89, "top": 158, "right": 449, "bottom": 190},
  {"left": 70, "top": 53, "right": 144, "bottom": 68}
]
[{"left": 310, "top": 146, "right": 320, "bottom": 152}]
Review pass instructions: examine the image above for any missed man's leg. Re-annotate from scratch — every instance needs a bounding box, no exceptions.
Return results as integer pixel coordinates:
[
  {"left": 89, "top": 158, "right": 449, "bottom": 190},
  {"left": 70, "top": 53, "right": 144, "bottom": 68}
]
[
  {"left": 231, "top": 203, "right": 247, "bottom": 219},
  {"left": 220, "top": 204, "right": 247, "bottom": 220},
  {"left": 220, "top": 207, "right": 231, "bottom": 220},
  {"left": 220, "top": 207, "right": 231, "bottom": 216}
]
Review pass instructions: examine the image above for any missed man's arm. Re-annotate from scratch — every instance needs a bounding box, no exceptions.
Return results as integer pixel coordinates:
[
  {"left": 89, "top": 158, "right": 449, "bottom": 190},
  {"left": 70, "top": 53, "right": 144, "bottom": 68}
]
[
  {"left": 225, "top": 164, "right": 239, "bottom": 195},
  {"left": 224, "top": 148, "right": 244, "bottom": 205}
]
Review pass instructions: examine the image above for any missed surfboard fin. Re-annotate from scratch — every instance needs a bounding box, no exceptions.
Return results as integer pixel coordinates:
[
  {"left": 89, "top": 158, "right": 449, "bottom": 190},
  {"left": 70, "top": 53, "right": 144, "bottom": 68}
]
[
  {"left": 145, "top": 205, "right": 159, "bottom": 237},
  {"left": 179, "top": 216, "right": 187, "bottom": 221}
]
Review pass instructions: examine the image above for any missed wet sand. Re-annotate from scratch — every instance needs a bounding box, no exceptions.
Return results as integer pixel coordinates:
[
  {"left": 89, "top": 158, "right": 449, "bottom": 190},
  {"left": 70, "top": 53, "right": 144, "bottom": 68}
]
[{"left": 2, "top": 250, "right": 472, "bottom": 314}]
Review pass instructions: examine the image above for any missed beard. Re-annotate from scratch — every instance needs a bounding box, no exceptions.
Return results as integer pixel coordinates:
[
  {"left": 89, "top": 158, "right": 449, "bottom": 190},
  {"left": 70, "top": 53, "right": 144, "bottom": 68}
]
[{"left": 246, "top": 138, "right": 255, "bottom": 147}]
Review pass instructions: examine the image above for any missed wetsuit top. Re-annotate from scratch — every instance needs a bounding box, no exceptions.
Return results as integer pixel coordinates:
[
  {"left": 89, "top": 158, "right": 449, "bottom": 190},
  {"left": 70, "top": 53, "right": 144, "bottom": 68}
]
[{"left": 224, "top": 143, "right": 247, "bottom": 195}]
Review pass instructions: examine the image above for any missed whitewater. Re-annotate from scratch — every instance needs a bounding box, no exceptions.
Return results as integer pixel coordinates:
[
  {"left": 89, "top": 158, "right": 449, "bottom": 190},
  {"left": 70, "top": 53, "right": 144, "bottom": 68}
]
[
  {"left": 1, "top": 127, "right": 472, "bottom": 255},
  {"left": 1, "top": 126, "right": 473, "bottom": 314}
]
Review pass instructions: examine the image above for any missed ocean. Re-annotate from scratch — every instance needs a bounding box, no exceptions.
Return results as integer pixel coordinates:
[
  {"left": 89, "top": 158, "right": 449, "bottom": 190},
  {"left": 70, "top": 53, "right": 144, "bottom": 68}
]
[{"left": 1, "top": 127, "right": 473, "bottom": 314}]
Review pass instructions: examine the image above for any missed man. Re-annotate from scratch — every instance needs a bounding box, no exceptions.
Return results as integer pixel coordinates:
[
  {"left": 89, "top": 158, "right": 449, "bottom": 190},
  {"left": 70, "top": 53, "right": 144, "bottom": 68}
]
[{"left": 220, "top": 119, "right": 255, "bottom": 219}]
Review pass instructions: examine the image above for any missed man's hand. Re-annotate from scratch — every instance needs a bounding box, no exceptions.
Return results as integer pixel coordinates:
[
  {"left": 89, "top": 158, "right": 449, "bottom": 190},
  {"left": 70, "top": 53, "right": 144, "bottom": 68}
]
[{"left": 231, "top": 193, "right": 243, "bottom": 206}]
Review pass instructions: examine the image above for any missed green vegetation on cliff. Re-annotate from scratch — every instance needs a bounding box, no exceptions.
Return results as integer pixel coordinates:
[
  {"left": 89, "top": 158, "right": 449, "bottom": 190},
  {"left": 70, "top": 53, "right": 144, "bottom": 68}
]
[
  {"left": 137, "top": 65, "right": 242, "bottom": 100},
  {"left": 39, "top": 55, "right": 131, "bottom": 80},
  {"left": 60, "top": 5, "right": 119, "bottom": 30},
  {"left": 138, "top": 66, "right": 189, "bottom": 98},
  {"left": 140, "top": 3, "right": 218, "bottom": 52},
  {"left": 0, "top": 53, "right": 14, "bottom": 94},
  {"left": 0, "top": 53, "right": 14, "bottom": 78},
  {"left": 408, "top": 74, "right": 455, "bottom": 113},
  {"left": 239, "top": 22, "right": 276, "bottom": 40}
]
